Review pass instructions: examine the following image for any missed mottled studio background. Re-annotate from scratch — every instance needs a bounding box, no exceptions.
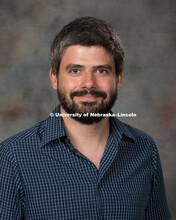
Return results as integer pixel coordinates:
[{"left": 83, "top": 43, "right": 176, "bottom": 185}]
[{"left": 0, "top": 0, "right": 175, "bottom": 218}]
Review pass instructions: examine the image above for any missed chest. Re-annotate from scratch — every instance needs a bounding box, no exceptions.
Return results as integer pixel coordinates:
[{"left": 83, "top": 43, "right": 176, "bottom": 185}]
[{"left": 20, "top": 142, "right": 151, "bottom": 220}]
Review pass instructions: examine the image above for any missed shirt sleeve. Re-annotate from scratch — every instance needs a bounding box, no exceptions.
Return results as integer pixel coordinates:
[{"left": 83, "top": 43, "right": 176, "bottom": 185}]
[
  {"left": 0, "top": 143, "right": 24, "bottom": 219},
  {"left": 144, "top": 143, "right": 171, "bottom": 220}
]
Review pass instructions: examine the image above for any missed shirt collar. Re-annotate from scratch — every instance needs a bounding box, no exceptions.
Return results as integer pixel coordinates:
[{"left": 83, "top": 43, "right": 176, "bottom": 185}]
[
  {"left": 110, "top": 116, "right": 136, "bottom": 143},
  {"left": 41, "top": 105, "right": 67, "bottom": 146},
  {"left": 41, "top": 105, "right": 136, "bottom": 147}
]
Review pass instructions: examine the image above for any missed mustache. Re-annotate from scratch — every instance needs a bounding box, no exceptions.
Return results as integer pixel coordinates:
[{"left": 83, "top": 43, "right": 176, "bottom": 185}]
[{"left": 70, "top": 89, "right": 107, "bottom": 99}]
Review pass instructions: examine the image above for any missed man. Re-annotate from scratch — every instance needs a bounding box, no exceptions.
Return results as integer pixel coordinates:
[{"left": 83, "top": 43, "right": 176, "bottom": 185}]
[{"left": 0, "top": 17, "right": 171, "bottom": 219}]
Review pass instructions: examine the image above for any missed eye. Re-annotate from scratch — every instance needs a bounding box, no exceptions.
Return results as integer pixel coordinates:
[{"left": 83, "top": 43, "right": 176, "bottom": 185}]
[
  {"left": 97, "top": 69, "right": 108, "bottom": 74},
  {"left": 68, "top": 68, "right": 81, "bottom": 76},
  {"left": 70, "top": 68, "right": 80, "bottom": 73}
]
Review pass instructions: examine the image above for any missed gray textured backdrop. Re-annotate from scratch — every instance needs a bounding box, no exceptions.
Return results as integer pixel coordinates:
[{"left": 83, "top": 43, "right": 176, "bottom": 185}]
[{"left": 0, "top": 0, "right": 175, "bottom": 218}]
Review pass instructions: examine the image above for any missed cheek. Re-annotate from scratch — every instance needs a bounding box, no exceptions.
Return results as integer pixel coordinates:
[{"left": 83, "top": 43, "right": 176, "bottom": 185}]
[
  {"left": 98, "top": 78, "right": 116, "bottom": 91},
  {"left": 59, "top": 78, "right": 79, "bottom": 92}
]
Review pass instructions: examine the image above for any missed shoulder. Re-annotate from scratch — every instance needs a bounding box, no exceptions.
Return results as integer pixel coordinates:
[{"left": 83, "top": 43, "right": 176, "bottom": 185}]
[
  {"left": 113, "top": 117, "right": 155, "bottom": 145},
  {"left": 0, "top": 119, "right": 47, "bottom": 176},
  {"left": 123, "top": 121, "right": 154, "bottom": 143},
  {"left": 0, "top": 119, "right": 46, "bottom": 152}
]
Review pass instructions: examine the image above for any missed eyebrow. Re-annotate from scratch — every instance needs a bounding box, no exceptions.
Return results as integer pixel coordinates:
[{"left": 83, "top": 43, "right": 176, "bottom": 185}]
[
  {"left": 65, "top": 64, "right": 112, "bottom": 71},
  {"left": 92, "top": 65, "right": 112, "bottom": 71},
  {"left": 65, "top": 64, "right": 84, "bottom": 70}
]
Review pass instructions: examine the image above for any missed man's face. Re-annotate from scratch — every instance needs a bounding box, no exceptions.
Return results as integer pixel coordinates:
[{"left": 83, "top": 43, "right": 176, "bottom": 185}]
[{"left": 50, "top": 45, "right": 122, "bottom": 124}]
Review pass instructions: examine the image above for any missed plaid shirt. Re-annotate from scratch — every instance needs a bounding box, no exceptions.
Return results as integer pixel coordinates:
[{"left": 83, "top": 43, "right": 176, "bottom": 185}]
[{"left": 0, "top": 105, "right": 170, "bottom": 219}]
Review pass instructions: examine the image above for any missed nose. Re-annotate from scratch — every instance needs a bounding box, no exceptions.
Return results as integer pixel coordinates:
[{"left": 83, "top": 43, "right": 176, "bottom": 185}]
[{"left": 81, "top": 71, "right": 96, "bottom": 89}]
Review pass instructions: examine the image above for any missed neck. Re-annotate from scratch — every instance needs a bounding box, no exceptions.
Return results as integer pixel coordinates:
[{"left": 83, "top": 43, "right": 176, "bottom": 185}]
[
  {"left": 60, "top": 106, "right": 110, "bottom": 144},
  {"left": 60, "top": 106, "right": 110, "bottom": 169}
]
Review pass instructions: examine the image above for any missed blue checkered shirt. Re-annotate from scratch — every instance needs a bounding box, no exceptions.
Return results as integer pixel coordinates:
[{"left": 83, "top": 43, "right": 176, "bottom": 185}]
[{"left": 0, "top": 105, "right": 171, "bottom": 219}]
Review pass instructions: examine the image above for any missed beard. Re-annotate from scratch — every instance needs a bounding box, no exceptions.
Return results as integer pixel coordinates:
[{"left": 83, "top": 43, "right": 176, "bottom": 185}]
[{"left": 57, "top": 87, "right": 117, "bottom": 125}]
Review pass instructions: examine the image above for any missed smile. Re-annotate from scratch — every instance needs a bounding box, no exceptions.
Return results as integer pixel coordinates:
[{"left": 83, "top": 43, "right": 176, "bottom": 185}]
[{"left": 76, "top": 94, "right": 99, "bottom": 101}]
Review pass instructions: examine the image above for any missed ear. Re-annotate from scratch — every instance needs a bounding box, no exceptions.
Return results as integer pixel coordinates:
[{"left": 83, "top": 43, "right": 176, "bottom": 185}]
[
  {"left": 117, "top": 72, "right": 123, "bottom": 90},
  {"left": 49, "top": 69, "right": 58, "bottom": 90}
]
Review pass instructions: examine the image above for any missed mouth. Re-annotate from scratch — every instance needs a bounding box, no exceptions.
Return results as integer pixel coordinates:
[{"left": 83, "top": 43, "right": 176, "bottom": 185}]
[
  {"left": 75, "top": 94, "right": 99, "bottom": 102},
  {"left": 70, "top": 89, "right": 107, "bottom": 101}
]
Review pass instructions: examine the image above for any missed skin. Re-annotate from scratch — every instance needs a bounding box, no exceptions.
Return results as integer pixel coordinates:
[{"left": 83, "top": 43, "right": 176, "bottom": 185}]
[{"left": 50, "top": 45, "right": 123, "bottom": 169}]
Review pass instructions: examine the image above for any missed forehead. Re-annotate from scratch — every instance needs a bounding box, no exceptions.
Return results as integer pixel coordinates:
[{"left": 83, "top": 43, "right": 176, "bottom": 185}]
[{"left": 60, "top": 45, "right": 115, "bottom": 67}]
